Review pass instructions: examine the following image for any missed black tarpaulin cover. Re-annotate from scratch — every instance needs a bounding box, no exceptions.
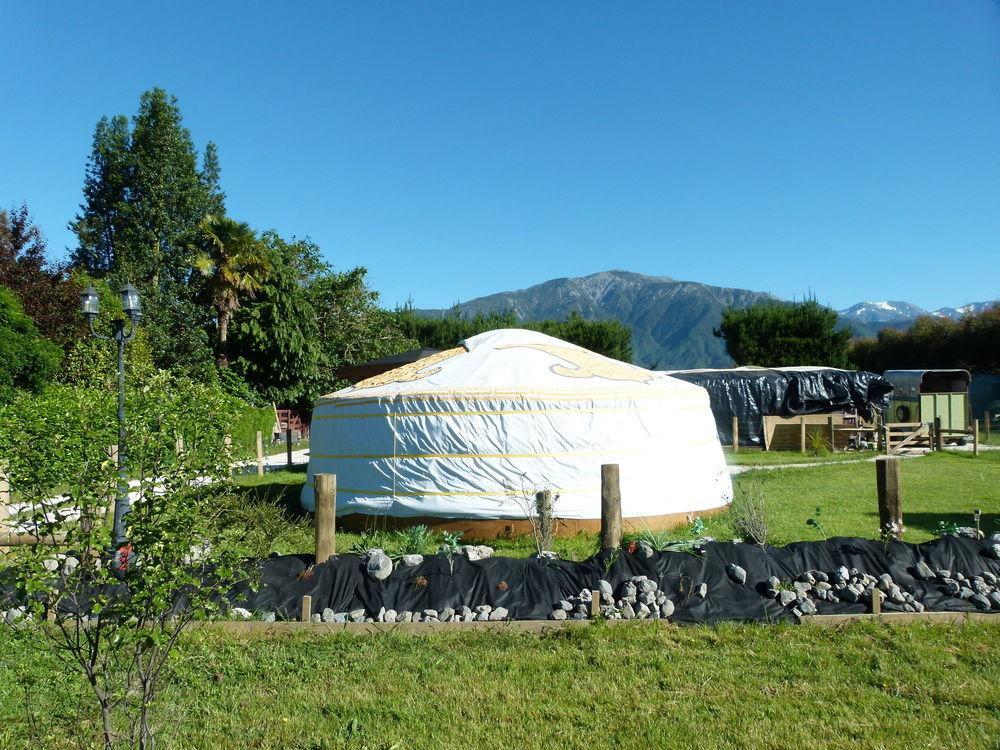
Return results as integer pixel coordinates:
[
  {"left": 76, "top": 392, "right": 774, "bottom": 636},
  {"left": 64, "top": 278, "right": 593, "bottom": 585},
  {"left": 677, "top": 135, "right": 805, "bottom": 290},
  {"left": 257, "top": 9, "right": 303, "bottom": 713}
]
[
  {"left": 664, "top": 368, "right": 893, "bottom": 447},
  {"left": 238, "top": 536, "right": 999, "bottom": 623}
]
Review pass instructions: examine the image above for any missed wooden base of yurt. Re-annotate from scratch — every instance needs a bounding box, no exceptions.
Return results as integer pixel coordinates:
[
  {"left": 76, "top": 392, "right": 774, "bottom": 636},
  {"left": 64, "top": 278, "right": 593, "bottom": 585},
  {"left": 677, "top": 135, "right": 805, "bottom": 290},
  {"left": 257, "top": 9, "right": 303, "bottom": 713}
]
[{"left": 336, "top": 504, "right": 728, "bottom": 539}]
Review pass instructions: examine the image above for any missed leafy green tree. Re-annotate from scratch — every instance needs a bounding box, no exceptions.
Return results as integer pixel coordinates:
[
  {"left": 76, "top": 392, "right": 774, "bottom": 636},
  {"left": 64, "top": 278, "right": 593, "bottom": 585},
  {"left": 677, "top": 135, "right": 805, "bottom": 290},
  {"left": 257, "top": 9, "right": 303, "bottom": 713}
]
[
  {"left": 0, "top": 203, "right": 84, "bottom": 347},
  {"left": 190, "top": 214, "right": 271, "bottom": 366},
  {"left": 850, "top": 306, "right": 1000, "bottom": 373},
  {"left": 70, "top": 115, "right": 131, "bottom": 275},
  {"left": 0, "top": 285, "right": 63, "bottom": 401},
  {"left": 395, "top": 307, "right": 634, "bottom": 362},
  {"left": 310, "top": 267, "right": 419, "bottom": 392},
  {"left": 227, "top": 232, "right": 322, "bottom": 406},
  {"left": 70, "top": 89, "right": 224, "bottom": 375},
  {"left": 715, "top": 300, "right": 852, "bottom": 368}
]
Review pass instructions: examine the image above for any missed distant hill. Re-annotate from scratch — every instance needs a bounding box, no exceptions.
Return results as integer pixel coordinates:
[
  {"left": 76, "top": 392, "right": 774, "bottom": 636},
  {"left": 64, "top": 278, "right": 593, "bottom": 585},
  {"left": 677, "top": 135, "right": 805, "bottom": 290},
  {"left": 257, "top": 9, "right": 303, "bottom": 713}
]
[
  {"left": 836, "top": 299, "right": 999, "bottom": 338},
  {"left": 417, "top": 271, "right": 999, "bottom": 369},
  {"left": 417, "top": 270, "right": 776, "bottom": 368}
]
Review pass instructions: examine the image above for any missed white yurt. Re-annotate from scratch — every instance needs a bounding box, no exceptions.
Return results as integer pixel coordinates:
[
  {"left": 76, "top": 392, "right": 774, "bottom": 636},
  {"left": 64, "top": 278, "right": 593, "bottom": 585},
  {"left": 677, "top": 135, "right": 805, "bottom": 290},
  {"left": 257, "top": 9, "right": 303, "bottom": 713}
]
[{"left": 302, "top": 329, "right": 732, "bottom": 534}]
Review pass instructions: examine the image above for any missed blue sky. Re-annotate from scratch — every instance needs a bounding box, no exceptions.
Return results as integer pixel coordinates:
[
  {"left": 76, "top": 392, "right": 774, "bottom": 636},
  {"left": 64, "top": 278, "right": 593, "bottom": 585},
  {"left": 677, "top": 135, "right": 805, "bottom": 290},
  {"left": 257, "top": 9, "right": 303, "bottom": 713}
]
[{"left": 2, "top": 2, "right": 998, "bottom": 311}]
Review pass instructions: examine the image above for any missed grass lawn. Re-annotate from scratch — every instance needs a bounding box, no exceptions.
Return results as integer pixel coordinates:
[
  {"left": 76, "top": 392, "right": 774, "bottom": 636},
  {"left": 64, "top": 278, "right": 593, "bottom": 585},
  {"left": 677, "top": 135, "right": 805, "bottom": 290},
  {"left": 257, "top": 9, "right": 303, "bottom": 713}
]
[
  {"left": 726, "top": 448, "right": 881, "bottom": 466},
  {"left": 3, "top": 447, "right": 999, "bottom": 749},
  {"left": 1, "top": 621, "right": 997, "bottom": 749},
  {"left": 229, "top": 450, "right": 1000, "bottom": 560}
]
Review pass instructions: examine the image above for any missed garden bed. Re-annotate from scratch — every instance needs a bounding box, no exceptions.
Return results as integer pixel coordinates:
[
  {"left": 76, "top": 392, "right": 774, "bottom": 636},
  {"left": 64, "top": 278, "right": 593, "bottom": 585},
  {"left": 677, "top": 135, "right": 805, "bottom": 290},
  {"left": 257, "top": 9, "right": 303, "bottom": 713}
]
[{"left": 228, "top": 534, "right": 1000, "bottom": 624}]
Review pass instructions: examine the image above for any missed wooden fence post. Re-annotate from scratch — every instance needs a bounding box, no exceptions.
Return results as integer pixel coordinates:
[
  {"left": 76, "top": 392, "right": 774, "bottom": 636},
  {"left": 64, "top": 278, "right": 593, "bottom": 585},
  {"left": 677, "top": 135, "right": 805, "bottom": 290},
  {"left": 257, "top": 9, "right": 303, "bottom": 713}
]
[
  {"left": 256, "top": 430, "right": 265, "bottom": 477},
  {"left": 875, "top": 456, "right": 903, "bottom": 539},
  {"left": 799, "top": 417, "right": 806, "bottom": 454},
  {"left": 871, "top": 588, "right": 884, "bottom": 616},
  {"left": 535, "top": 489, "right": 554, "bottom": 552},
  {"left": 973, "top": 419, "right": 979, "bottom": 457},
  {"left": 300, "top": 594, "right": 312, "bottom": 623},
  {"left": 933, "top": 417, "right": 943, "bottom": 452},
  {"left": 590, "top": 589, "right": 601, "bottom": 619},
  {"left": 986, "top": 411, "right": 991, "bottom": 441},
  {"left": 828, "top": 415, "right": 835, "bottom": 453},
  {"left": 883, "top": 424, "right": 892, "bottom": 455},
  {"left": 286, "top": 422, "right": 293, "bottom": 469},
  {"left": 314, "top": 473, "right": 337, "bottom": 563},
  {"left": 732, "top": 416, "right": 739, "bottom": 453},
  {"left": 600, "top": 464, "right": 622, "bottom": 551}
]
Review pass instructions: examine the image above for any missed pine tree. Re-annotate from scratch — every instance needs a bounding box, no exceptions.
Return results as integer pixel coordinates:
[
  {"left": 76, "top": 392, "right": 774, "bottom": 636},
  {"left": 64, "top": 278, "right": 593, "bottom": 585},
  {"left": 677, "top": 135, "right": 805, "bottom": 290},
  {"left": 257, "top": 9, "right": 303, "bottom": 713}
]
[
  {"left": 70, "top": 88, "right": 223, "bottom": 286},
  {"left": 70, "top": 115, "right": 131, "bottom": 274}
]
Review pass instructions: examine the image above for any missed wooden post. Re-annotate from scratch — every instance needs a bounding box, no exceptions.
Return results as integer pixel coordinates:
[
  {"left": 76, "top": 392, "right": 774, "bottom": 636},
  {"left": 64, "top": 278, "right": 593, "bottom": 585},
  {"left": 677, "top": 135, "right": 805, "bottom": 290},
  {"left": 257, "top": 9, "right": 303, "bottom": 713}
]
[
  {"left": 535, "top": 489, "right": 554, "bottom": 552},
  {"left": 256, "top": 430, "right": 265, "bottom": 477},
  {"left": 799, "top": 417, "right": 806, "bottom": 454},
  {"left": 314, "top": 473, "right": 336, "bottom": 563},
  {"left": 875, "top": 456, "right": 903, "bottom": 539},
  {"left": 973, "top": 419, "right": 979, "bottom": 457},
  {"left": 732, "top": 416, "right": 739, "bottom": 453},
  {"left": 300, "top": 594, "right": 312, "bottom": 623},
  {"left": 884, "top": 425, "right": 892, "bottom": 455},
  {"left": 828, "top": 415, "right": 835, "bottom": 453},
  {"left": 285, "top": 422, "right": 293, "bottom": 469},
  {"left": 933, "top": 416, "right": 943, "bottom": 451},
  {"left": 985, "top": 411, "right": 991, "bottom": 441},
  {"left": 871, "top": 588, "right": 883, "bottom": 616},
  {"left": 590, "top": 589, "right": 601, "bottom": 619},
  {"left": 600, "top": 464, "right": 622, "bottom": 551}
]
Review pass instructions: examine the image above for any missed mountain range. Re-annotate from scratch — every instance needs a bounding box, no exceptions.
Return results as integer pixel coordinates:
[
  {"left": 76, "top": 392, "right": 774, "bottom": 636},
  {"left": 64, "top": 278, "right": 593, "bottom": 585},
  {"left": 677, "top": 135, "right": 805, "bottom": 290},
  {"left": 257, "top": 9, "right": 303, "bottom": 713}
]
[{"left": 417, "top": 270, "right": 998, "bottom": 369}]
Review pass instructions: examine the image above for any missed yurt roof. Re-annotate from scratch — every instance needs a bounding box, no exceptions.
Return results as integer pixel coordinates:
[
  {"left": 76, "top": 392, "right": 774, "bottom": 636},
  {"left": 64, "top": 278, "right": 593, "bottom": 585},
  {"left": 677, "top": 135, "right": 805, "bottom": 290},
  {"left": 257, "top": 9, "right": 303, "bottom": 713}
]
[
  {"left": 336, "top": 347, "right": 441, "bottom": 383},
  {"left": 319, "top": 328, "right": 705, "bottom": 402}
]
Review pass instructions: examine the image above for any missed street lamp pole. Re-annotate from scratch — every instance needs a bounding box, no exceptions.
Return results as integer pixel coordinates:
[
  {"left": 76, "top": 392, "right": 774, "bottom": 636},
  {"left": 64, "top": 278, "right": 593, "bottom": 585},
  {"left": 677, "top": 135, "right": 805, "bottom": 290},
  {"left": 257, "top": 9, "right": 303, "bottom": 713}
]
[{"left": 80, "top": 283, "right": 142, "bottom": 548}]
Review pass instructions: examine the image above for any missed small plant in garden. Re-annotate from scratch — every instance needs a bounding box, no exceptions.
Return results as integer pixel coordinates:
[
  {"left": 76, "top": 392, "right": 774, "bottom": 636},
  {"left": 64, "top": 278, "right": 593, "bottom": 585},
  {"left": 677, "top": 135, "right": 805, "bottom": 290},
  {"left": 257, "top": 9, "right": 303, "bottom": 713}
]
[
  {"left": 438, "top": 531, "right": 464, "bottom": 573},
  {"left": 394, "top": 524, "right": 433, "bottom": 555},
  {"left": 689, "top": 516, "right": 706, "bottom": 536},
  {"left": 500, "top": 475, "right": 559, "bottom": 556},
  {"left": 439, "top": 530, "right": 463, "bottom": 556},
  {"left": 936, "top": 520, "right": 960, "bottom": 537},
  {"left": 349, "top": 529, "right": 391, "bottom": 556},
  {"left": 730, "top": 479, "right": 768, "bottom": 547},
  {"left": 496, "top": 580, "right": 509, "bottom": 592},
  {"left": 879, "top": 520, "right": 903, "bottom": 552},
  {"left": 806, "top": 506, "right": 828, "bottom": 539},
  {"left": 412, "top": 575, "right": 428, "bottom": 590},
  {"left": 807, "top": 428, "right": 830, "bottom": 457}
]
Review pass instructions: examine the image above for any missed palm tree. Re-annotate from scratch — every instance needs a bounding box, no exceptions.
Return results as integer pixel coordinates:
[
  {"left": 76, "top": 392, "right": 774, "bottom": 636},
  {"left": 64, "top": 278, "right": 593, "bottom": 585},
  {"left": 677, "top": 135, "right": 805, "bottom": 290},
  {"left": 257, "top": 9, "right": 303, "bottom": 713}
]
[{"left": 191, "top": 214, "right": 271, "bottom": 367}]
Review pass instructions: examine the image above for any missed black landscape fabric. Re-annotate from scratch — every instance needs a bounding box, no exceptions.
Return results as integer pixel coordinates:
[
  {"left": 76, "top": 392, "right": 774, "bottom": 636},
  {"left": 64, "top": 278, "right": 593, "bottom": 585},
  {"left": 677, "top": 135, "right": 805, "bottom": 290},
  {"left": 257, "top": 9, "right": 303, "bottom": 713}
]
[
  {"left": 666, "top": 368, "right": 894, "bottom": 447},
  {"left": 237, "top": 536, "right": 999, "bottom": 623}
]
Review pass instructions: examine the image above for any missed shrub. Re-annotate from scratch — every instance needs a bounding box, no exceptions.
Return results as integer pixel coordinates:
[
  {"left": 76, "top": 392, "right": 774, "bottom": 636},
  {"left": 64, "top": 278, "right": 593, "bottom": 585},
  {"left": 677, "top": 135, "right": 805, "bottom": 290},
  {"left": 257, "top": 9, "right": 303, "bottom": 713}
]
[{"left": 0, "top": 286, "right": 62, "bottom": 402}]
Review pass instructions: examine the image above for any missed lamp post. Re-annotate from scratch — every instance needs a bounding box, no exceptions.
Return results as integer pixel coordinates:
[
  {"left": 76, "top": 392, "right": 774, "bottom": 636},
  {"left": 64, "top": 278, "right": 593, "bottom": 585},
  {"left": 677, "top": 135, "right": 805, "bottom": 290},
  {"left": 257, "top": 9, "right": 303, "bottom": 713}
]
[{"left": 80, "top": 283, "right": 142, "bottom": 547}]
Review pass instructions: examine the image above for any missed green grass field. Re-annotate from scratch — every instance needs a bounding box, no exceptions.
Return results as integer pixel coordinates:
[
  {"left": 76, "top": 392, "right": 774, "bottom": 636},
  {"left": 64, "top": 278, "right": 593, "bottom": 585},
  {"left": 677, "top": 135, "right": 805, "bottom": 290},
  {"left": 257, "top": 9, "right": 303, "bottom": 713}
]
[
  {"left": 3, "top": 449, "right": 1000, "bottom": 749},
  {"left": 228, "top": 450, "right": 1000, "bottom": 560},
  {"left": 1, "top": 621, "right": 998, "bottom": 749}
]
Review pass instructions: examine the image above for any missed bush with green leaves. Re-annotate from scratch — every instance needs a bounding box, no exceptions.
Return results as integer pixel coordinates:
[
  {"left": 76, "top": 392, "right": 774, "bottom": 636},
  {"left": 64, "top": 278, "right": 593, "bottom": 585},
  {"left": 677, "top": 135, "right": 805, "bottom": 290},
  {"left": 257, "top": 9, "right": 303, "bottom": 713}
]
[
  {"left": 0, "top": 285, "right": 62, "bottom": 403},
  {"left": 0, "top": 370, "right": 269, "bottom": 750}
]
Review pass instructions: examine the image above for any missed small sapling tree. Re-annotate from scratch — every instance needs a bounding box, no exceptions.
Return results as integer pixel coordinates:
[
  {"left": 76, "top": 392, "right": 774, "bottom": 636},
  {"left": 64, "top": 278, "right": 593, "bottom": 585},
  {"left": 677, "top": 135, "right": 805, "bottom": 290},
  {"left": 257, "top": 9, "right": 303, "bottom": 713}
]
[{"left": 1, "top": 373, "right": 266, "bottom": 749}]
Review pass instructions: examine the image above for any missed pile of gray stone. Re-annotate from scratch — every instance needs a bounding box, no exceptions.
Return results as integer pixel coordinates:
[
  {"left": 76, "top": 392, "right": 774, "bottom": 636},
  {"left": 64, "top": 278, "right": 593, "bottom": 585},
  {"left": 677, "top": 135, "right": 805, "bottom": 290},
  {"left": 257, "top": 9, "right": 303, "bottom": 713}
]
[
  {"left": 915, "top": 563, "right": 1000, "bottom": 612},
  {"left": 760, "top": 566, "right": 927, "bottom": 617},
  {"left": 548, "top": 576, "right": 679, "bottom": 621}
]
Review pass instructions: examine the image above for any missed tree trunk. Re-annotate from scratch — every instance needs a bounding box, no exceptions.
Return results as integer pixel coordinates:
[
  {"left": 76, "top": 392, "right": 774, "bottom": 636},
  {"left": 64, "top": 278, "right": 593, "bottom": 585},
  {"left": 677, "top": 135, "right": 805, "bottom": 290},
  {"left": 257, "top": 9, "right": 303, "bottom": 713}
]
[{"left": 216, "top": 307, "right": 230, "bottom": 368}]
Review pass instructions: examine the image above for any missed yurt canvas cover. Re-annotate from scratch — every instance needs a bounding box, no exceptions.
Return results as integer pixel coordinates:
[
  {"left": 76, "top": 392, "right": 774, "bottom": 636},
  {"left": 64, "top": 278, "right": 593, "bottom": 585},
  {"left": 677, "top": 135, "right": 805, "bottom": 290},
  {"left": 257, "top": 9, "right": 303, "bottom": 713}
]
[{"left": 302, "top": 329, "right": 732, "bottom": 526}]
